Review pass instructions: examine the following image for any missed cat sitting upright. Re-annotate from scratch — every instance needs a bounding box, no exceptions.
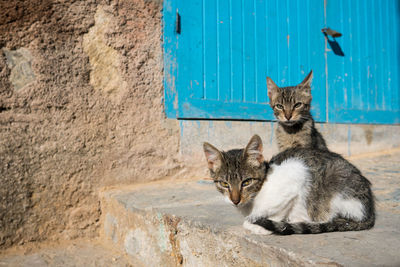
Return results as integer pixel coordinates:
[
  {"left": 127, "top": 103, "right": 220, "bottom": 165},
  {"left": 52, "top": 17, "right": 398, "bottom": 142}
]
[
  {"left": 267, "top": 70, "right": 328, "bottom": 151},
  {"left": 203, "top": 135, "right": 375, "bottom": 235}
]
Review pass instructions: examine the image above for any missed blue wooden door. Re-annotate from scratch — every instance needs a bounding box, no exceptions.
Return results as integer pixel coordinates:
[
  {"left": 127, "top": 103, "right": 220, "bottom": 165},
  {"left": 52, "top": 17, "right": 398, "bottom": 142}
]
[
  {"left": 164, "top": 0, "right": 400, "bottom": 124},
  {"left": 325, "top": 0, "right": 400, "bottom": 124},
  {"left": 164, "top": 0, "right": 326, "bottom": 121}
]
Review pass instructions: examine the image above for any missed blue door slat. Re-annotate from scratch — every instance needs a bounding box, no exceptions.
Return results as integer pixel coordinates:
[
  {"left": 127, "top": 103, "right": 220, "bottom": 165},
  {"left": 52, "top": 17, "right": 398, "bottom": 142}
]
[
  {"left": 367, "top": 0, "right": 376, "bottom": 110},
  {"left": 255, "top": 0, "right": 268, "bottom": 104},
  {"left": 163, "top": 0, "right": 178, "bottom": 118},
  {"left": 164, "top": 0, "right": 400, "bottom": 124},
  {"left": 383, "top": 0, "right": 392, "bottom": 110},
  {"left": 276, "top": 0, "right": 288, "bottom": 85},
  {"left": 243, "top": 0, "right": 256, "bottom": 103},
  {"left": 352, "top": 0, "right": 362, "bottom": 110},
  {"left": 179, "top": 0, "right": 203, "bottom": 100},
  {"left": 265, "top": 0, "right": 278, "bottom": 85},
  {"left": 395, "top": 0, "right": 400, "bottom": 111},
  {"left": 230, "top": 0, "right": 244, "bottom": 102},
  {"left": 375, "top": 0, "right": 385, "bottom": 110},
  {"left": 203, "top": 0, "right": 218, "bottom": 100},
  {"left": 389, "top": 0, "right": 400, "bottom": 111},
  {"left": 217, "top": 0, "right": 231, "bottom": 102},
  {"left": 342, "top": 0, "right": 351, "bottom": 109},
  {"left": 288, "top": 0, "right": 299, "bottom": 84},
  {"left": 308, "top": 0, "right": 327, "bottom": 121},
  {"left": 362, "top": 0, "right": 371, "bottom": 110}
]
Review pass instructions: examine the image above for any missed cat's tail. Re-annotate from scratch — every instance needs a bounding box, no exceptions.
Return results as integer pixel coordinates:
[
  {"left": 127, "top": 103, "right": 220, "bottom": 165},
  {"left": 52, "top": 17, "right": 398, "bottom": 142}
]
[{"left": 253, "top": 215, "right": 375, "bottom": 235}]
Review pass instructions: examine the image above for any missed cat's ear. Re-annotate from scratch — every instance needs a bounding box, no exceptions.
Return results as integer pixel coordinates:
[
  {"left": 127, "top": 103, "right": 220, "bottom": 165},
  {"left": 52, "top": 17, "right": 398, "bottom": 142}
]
[
  {"left": 266, "top": 77, "right": 279, "bottom": 100},
  {"left": 203, "top": 142, "right": 223, "bottom": 172},
  {"left": 244, "top": 135, "right": 264, "bottom": 167},
  {"left": 299, "top": 70, "right": 313, "bottom": 88}
]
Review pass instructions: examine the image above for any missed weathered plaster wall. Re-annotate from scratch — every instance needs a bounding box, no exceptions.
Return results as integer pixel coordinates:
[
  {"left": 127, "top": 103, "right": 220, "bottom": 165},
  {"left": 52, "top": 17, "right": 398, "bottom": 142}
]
[{"left": 0, "top": 0, "right": 183, "bottom": 248}]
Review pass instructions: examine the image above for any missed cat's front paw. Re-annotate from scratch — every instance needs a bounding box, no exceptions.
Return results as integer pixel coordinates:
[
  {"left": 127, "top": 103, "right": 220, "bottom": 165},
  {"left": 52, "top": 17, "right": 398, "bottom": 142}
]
[
  {"left": 246, "top": 214, "right": 260, "bottom": 224},
  {"left": 243, "top": 220, "right": 272, "bottom": 235}
]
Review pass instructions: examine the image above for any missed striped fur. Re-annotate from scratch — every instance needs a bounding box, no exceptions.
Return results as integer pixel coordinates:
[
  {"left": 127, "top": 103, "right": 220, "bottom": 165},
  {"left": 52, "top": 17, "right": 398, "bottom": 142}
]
[
  {"left": 204, "top": 135, "right": 376, "bottom": 235},
  {"left": 253, "top": 215, "right": 375, "bottom": 235},
  {"left": 267, "top": 70, "right": 329, "bottom": 151}
]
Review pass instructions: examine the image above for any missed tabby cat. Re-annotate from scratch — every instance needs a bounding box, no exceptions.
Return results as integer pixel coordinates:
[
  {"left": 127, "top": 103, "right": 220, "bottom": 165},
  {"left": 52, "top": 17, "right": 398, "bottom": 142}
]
[
  {"left": 203, "top": 135, "right": 375, "bottom": 235},
  {"left": 267, "top": 70, "right": 328, "bottom": 151}
]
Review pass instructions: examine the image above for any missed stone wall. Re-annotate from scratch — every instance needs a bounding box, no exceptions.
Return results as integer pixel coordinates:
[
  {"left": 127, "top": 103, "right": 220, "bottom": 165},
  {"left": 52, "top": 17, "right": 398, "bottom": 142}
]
[{"left": 0, "top": 0, "right": 182, "bottom": 248}]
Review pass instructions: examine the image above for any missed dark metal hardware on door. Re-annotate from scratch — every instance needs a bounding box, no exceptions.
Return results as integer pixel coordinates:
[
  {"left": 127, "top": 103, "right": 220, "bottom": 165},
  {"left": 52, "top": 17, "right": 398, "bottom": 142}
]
[
  {"left": 322, "top": 27, "right": 345, "bottom": 56},
  {"left": 176, "top": 11, "right": 181, "bottom": 34},
  {"left": 321, "top": 28, "right": 342, "bottom": 38}
]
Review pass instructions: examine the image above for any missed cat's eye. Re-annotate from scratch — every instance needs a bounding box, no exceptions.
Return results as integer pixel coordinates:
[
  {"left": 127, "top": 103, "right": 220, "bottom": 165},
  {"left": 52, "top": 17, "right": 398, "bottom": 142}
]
[
  {"left": 275, "top": 104, "right": 284, "bottom": 110},
  {"left": 241, "top": 179, "right": 253, "bottom": 187},
  {"left": 294, "top": 102, "right": 303, "bottom": 109},
  {"left": 219, "top": 181, "right": 229, "bottom": 188}
]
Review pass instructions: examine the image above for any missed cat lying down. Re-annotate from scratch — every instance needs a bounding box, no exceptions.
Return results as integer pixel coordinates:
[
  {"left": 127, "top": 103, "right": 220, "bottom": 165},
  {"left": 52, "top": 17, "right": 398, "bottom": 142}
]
[{"left": 203, "top": 135, "right": 375, "bottom": 235}]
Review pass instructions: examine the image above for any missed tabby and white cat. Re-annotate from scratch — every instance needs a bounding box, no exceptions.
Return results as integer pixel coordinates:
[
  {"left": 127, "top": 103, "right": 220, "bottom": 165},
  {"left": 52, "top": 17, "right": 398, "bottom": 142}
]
[
  {"left": 203, "top": 135, "right": 375, "bottom": 235},
  {"left": 267, "top": 70, "right": 328, "bottom": 151}
]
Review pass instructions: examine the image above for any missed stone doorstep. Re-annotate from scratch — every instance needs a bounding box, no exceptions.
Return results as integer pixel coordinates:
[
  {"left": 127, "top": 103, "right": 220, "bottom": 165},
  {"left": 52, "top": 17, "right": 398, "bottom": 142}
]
[
  {"left": 179, "top": 120, "right": 400, "bottom": 161},
  {"left": 99, "top": 180, "right": 400, "bottom": 267}
]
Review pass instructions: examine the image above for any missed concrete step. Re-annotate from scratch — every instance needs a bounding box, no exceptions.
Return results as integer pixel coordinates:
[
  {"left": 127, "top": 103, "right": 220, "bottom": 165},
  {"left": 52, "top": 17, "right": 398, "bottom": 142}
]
[{"left": 99, "top": 152, "right": 400, "bottom": 267}]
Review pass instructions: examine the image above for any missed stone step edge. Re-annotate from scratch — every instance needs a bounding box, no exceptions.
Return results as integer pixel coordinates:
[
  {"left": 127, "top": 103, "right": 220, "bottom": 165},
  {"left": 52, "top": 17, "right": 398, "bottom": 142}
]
[{"left": 98, "top": 190, "right": 340, "bottom": 267}]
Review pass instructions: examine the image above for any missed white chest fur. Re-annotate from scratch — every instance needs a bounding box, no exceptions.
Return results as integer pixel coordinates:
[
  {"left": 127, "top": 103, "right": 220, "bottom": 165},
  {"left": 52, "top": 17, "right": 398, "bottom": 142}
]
[{"left": 248, "top": 158, "right": 312, "bottom": 223}]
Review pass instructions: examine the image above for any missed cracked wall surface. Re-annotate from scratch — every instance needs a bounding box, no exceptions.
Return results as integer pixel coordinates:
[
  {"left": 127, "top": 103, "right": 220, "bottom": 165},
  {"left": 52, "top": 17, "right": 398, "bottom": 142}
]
[{"left": 0, "top": 0, "right": 183, "bottom": 249}]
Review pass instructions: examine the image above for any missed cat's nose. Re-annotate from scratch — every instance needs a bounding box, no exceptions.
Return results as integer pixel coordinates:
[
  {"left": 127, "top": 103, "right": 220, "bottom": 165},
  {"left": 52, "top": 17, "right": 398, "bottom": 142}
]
[
  {"left": 232, "top": 198, "right": 240, "bottom": 205},
  {"left": 230, "top": 189, "right": 241, "bottom": 205},
  {"left": 285, "top": 113, "right": 292, "bottom": 120}
]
